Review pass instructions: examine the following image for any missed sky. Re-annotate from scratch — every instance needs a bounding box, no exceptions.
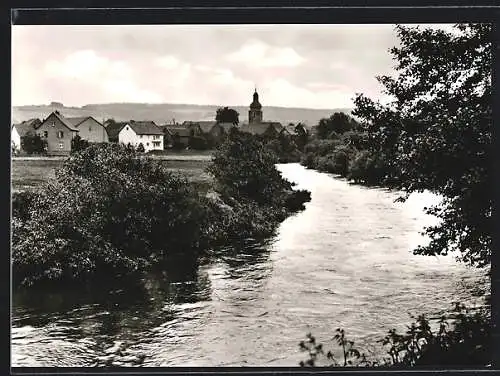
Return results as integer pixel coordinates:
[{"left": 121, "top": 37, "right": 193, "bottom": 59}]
[{"left": 12, "top": 24, "right": 453, "bottom": 109}]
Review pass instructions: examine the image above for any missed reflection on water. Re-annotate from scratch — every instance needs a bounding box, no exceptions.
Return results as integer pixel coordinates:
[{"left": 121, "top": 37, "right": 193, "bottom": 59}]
[{"left": 11, "top": 164, "right": 488, "bottom": 367}]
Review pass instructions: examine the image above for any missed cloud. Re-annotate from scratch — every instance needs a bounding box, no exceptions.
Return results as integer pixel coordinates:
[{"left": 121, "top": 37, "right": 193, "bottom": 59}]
[
  {"left": 13, "top": 24, "right": 455, "bottom": 108},
  {"left": 155, "top": 55, "right": 181, "bottom": 70},
  {"left": 44, "top": 50, "right": 163, "bottom": 104},
  {"left": 264, "top": 78, "right": 354, "bottom": 109},
  {"left": 227, "top": 39, "right": 306, "bottom": 68}
]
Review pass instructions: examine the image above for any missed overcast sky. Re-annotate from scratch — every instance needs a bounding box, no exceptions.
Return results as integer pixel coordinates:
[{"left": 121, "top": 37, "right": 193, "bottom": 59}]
[{"left": 12, "top": 24, "right": 453, "bottom": 109}]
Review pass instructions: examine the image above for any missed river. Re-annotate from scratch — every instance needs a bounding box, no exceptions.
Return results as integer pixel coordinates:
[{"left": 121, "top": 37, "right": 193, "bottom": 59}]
[{"left": 11, "top": 163, "right": 488, "bottom": 367}]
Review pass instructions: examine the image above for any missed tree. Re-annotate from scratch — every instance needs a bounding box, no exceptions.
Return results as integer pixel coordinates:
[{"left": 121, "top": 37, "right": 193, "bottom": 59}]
[
  {"left": 316, "top": 112, "right": 355, "bottom": 139},
  {"left": 353, "top": 24, "right": 492, "bottom": 268},
  {"left": 20, "top": 131, "right": 47, "bottom": 154},
  {"left": 216, "top": 107, "right": 239, "bottom": 125},
  {"left": 207, "top": 128, "right": 310, "bottom": 211}
]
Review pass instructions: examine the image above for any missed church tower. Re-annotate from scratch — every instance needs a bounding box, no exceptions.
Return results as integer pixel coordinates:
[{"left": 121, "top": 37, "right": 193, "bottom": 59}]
[{"left": 248, "top": 88, "right": 263, "bottom": 124}]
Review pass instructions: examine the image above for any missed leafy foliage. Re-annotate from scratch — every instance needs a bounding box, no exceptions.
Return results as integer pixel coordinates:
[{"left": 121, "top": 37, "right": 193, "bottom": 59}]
[
  {"left": 299, "top": 304, "right": 491, "bottom": 367},
  {"left": 316, "top": 112, "right": 358, "bottom": 139},
  {"left": 215, "top": 106, "right": 239, "bottom": 125},
  {"left": 21, "top": 131, "right": 47, "bottom": 155},
  {"left": 352, "top": 23, "right": 492, "bottom": 267},
  {"left": 136, "top": 143, "right": 145, "bottom": 153},
  {"left": 206, "top": 128, "right": 311, "bottom": 224},
  {"left": 12, "top": 143, "right": 210, "bottom": 288},
  {"left": 70, "top": 134, "right": 90, "bottom": 154}
]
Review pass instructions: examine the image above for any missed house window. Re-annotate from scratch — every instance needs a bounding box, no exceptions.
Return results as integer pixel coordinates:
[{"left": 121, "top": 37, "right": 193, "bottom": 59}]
[
  {"left": 140, "top": 135, "right": 143, "bottom": 138},
  {"left": 153, "top": 141, "right": 160, "bottom": 147},
  {"left": 57, "top": 131, "right": 64, "bottom": 138},
  {"left": 52, "top": 122, "right": 55, "bottom": 127},
  {"left": 59, "top": 142, "right": 64, "bottom": 149},
  {"left": 43, "top": 131, "right": 48, "bottom": 138},
  {"left": 146, "top": 142, "right": 149, "bottom": 146},
  {"left": 153, "top": 135, "right": 160, "bottom": 140},
  {"left": 89, "top": 126, "right": 92, "bottom": 132}
]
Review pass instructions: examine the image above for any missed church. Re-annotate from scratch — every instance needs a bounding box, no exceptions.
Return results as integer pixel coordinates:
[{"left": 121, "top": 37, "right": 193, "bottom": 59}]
[{"left": 239, "top": 89, "right": 284, "bottom": 137}]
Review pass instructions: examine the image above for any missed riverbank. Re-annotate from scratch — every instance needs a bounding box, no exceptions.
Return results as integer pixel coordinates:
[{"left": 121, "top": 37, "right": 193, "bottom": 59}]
[{"left": 11, "top": 163, "right": 487, "bottom": 367}]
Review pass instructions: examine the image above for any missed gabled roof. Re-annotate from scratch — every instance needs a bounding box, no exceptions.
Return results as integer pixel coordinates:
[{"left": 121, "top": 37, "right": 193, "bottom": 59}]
[
  {"left": 164, "top": 126, "right": 190, "bottom": 137},
  {"left": 42, "top": 112, "right": 79, "bottom": 132},
  {"left": 128, "top": 120, "right": 164, "bottom": 135},
  {"left": 218, "top": 122, "right": 238, "bottom": 132},
  {"left": 240, "top": 123, "right": 276, "bottom": 136},
  {"left": 197, "top": 121, "right": 217, "bottom": 133},
  {"left": 66, "top": 116, "right": 89, "bottom": 127},
  {"left": 66, "top": 116, "right": 103, "bottom": 128},
  {"left": 183, "top": 121, "right": 217, "bottom": 133},
  {"left": 12, "top": 118, "right": 41, "bottom": 137},
  {"left": 105, "top": 121, "right": 128, "bottom": 139}
]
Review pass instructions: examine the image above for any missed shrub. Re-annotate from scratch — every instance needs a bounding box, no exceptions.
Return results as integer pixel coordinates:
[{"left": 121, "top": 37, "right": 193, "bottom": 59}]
[
  {"left": 12, "top": 143, "right": 210, "bottom": 288},
  {"left": 20, "top": 131, "right": 47, "bottom": 155},
  {"left": 207, "top": 129, "right": 294, "bottom": 208},
  {"left": 299, "top": 303, "right": 491, "bottom": 367},
  {"left": 206, "top": 129, "right": 311, "bottom": 242},
  {"left": 71, "top": 134, "right": 90, "bottom": 154},
  {"left": 347, "top": 150, "right": 388, "bottom": 185},
  {"left": 136, "top": 143, "right": 145, "bottom": 153}
]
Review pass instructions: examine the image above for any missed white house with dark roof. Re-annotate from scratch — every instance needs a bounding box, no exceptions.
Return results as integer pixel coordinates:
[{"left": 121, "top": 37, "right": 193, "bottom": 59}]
[
  {"left": 118, "top": 120, "right": 164, "bottom": 152},
  {"left": 66, "top": 116, "right": 108, "bottom": 143}
]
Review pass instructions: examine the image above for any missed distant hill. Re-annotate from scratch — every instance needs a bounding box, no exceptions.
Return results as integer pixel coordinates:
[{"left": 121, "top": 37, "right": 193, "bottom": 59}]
[{"left": 12, "top": 103, "right": 352, "bottom": 128}]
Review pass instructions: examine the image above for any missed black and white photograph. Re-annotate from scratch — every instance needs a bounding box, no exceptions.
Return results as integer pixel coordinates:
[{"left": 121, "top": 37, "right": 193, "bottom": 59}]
[{"left": 11, "top": 19, "right": 492, "bottom": 368}]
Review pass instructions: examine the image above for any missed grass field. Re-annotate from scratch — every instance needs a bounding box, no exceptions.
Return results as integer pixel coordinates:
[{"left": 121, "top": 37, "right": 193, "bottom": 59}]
[{"left": 11, "top": 156, "right": 213, "bottom": 193}]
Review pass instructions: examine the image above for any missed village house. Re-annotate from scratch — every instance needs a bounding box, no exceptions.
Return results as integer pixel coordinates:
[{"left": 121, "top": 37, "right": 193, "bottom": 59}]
[
  {"left": 118, "top": 120, "right": 164, "bottom": 152},
  {"left": 66, "top": 116, "right": 109, "bottom": 143},
  {"left": 184, "top": 121, "right": 223, "bottom": 145},
  {"left": 11, "top": 118, "right": 42, "bottom": 153},
  {"left": 35, "top": 111, "right": 79, "bottom": 155},
  {"left": 164, "top": 126, "right": 191, "bottom": 148}
]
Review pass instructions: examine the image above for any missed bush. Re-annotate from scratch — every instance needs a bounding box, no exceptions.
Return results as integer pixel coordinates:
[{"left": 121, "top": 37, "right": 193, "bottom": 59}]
[
  {"left": 304, "top": 139, "right": 343, "bottom": 156},
  {"left": 347, "top": 150, "right": 388, "bottom": 185},
  {"left": 20, "top": 131, "right": 47, "bottom": 155},
  {"left": 12, "top": 143, "right": 210, "bottom": 288},
  {"left": 71, "top": 134, "right": 90, "bottom": 154},
  {"left": 299, "top": 303, "right": 491, "bottom": 367},
  {"left": 136, "top": 143, "right": 145, "bottom": 153},
  {"left": 207, "top": 129, "right": 294, "bottom": 208},
  {"left": 206, "top": 129, "right": 311, "bottom": 242}
]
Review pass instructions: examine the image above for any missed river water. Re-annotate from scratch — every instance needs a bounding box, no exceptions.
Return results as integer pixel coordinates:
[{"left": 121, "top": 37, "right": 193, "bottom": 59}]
[{"left": 11, "top": 163, "right": 488, "bottom": 367}]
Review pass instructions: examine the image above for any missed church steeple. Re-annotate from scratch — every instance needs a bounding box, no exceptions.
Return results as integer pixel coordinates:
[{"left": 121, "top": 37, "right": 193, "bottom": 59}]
[{"left": 249, "top": 87, "right": 263, "bottom": 123}]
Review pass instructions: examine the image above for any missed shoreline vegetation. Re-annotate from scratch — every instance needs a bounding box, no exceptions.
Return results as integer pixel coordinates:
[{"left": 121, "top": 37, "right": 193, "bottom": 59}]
[
  {"left": 296, "top": 23, "right": 492, "bottom": 367},
  {"left": 12, "top": 128, "right": 311, "bottom": 291},
  {"left": 10, "top": 22, "right": 491, "bottom": 369}
]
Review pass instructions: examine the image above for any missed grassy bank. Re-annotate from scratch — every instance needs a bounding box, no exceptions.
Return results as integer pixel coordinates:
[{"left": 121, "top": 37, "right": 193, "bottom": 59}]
[{"left": 11, "top": 155, "right": 212, "bottom": 192}]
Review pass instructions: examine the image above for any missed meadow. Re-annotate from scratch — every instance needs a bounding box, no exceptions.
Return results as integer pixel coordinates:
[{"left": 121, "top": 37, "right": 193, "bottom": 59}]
[{"left": 11, "top": 155, "right": 213, "bottom": 193}]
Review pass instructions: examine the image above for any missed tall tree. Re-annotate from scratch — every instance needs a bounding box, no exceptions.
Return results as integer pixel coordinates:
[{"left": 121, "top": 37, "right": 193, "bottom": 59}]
[
  {"left": 216, "top": 107, "right": 239, "bottom": 125},
  {"left": 316, "top": 112, "right": 355, "bottom": 139},
  {"left": 353, "top": 24, "right": 492, "bottom": 267}
]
